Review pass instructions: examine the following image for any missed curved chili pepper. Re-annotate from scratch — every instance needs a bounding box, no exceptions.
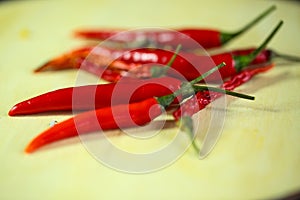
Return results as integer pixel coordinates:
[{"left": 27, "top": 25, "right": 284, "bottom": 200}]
[
  {"left": 25, "top": 97, "right": 163, "bottom": 153},
  {"left": 74, "top": 6, "right": 276, "bottom": 49},
  {"left": 173, "top": 64, "right": 274, "bottom": 120},
  {"left": 24, "top": 63, "right": 228, "bottom": 153},
  {"left": 8, "top": 76, "right": 182, "bottom": 116}
]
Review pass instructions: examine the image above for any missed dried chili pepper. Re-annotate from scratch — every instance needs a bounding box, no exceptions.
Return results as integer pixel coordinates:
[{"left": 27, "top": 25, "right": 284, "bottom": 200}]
[
  {"left": 173, "top": 64, "right": 274, "bottom": 120},
  {"left": 74, "top": 6, "right": 276, "bottom": 49},
  {"left": 34, "top": 46, "right": 126, "bottom": 73},
  {"left": 174, "top": 64, "right": 274, "bottom": 153},
  {"left": 26, "top": 63, "right": 242, "bottom": 153}
]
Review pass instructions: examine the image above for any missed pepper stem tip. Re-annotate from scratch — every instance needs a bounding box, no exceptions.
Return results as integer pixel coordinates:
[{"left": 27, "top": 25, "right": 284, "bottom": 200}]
[{"left": 221, "top": 5, "right": 277, "bottom": 45}]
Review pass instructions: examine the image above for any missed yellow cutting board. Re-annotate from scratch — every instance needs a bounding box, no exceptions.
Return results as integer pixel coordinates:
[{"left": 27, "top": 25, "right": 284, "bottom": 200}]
[{"left": 1, "top": 0, "right": 300, "bottom": 199}]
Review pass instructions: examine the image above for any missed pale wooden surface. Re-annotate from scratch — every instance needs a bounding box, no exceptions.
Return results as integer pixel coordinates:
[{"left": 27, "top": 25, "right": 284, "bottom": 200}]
[{"left": 0, "top": 0, "right": 300, "bottom": 199}]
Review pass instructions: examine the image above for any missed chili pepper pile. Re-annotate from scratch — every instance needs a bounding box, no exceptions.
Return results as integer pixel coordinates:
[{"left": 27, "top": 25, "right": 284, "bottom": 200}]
[
  {"left": 24, "top": 63, "right": 259, "bottom": 153},
  {"left": 9, "top": 5, "right": 298, "bottom": 154}
]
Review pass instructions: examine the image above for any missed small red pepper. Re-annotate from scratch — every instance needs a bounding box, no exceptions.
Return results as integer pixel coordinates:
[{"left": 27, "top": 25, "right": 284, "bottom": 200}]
[
  {"left": 8, "top": 77, "right": 182, "bottom": 116},
  {"left": 25, "top": 97, "right": 163, "bottom": 153},
  {"left": 74, "top": 6, "right": 276, "bottom": 49}
]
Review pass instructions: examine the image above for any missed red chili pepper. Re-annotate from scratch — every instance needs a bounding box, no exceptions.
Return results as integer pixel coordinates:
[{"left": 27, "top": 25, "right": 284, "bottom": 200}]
[
  {"left": 173, "top": 64, "right": 274, "bottom": 120},
  {"left": 25, "top": 98, "right": 163, "bottom": 153},
  {"left": 33, "top": 46, "right": 277, "bottom": 82},
  {"left": 8, "top": 76, "right": 182, "bottom": 116},
  {"left": 74, "top": 6, "right": 275, "bottom": 49},
  {"left": 24, "top": 63, "right": 228, "bottom": 153}
]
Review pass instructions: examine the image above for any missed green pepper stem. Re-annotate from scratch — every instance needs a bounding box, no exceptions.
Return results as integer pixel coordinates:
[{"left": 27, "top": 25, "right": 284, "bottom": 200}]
[
  {"left": 177, "top": 81, "right": 255, "bottom": 155},
  {"left": 156, "top": 62, "right": 226, "bottom": 107},
  {"left": 150, "top": 44, "right": 182, "bottom": 77},
  {"left": 166, "top": 44, "right": 182, "bottom": 66},
  {"left": 221, "top": 5, "right": 276, "bottom": 45},
  {"left": 189, "top": 62, "right": 226, "bottom": 85},
  {"left": 193, "top": 85, "right": 255, "bottom": 100},
  {"left": 234, "top": 20, "right": 283, "bottom": 72},
  {"left": 271, "top": 50, "right": 300, "bottom": 62}
]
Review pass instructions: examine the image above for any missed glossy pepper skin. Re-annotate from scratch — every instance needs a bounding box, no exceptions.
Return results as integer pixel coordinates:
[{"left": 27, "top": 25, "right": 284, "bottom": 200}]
[
  {"left": 173, "top": 64, "right": 274, "bottom": 120},
  {"left": 75, "top": 29, "right": 223, "bottom": 50},
  {"left": 8, "top": 77, "right": 181, "bottom": 116},
  {"left": 115, "top": 48, "right": 237, "bottom": 81},
  {"left": 74, "top": 6, "right": 276, "bottom": 49},
  {"left": 25, "top": 98, "right": 163, "bottom": 153},
  {"left": 230, "top": 48, "right": 273, "bottom": 65}
]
